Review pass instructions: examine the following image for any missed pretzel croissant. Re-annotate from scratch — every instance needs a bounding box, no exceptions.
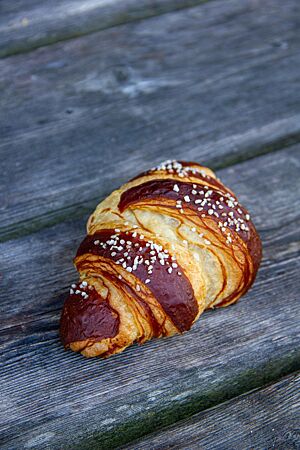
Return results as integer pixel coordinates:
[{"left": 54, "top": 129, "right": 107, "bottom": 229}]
[{"left": 60, "top": 161, "right": 262, "bottom": 358}]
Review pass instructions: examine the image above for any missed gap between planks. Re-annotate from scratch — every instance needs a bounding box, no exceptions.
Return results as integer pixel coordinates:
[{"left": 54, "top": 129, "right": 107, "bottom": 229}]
[
  {"left": 1, "top": 135, "right": 299, "bottom": 245},
  {"left": 0, "top": 0, "right": 212, "bottom": 58},
  {"left": 122, "top": 371, "right": 300, "bottom": 450}
]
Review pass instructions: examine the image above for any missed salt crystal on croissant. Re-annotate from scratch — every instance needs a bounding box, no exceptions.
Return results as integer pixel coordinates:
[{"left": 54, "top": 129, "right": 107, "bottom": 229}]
[{"left": 60, "top": 160, "right": 262, "bottom": 358}]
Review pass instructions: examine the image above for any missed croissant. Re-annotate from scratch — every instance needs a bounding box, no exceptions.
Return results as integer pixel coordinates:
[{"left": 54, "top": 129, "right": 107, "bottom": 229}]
[{"left": 60, "top": 160, "right": 262, "bottom": 358}]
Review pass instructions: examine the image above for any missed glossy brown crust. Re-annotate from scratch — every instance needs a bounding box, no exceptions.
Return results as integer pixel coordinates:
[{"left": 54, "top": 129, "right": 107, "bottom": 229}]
[
  {"left": 119, "top": 179, "right": 262, "bottom": 295},
  {"left": 76, "top": 230, "right": 198, "bottom": 332},
  {"left": 60, "top": 286, "right": 119, "bottom": 346}
]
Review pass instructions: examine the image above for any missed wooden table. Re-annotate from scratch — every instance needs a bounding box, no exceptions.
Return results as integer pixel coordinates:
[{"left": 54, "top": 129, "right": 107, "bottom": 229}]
[{"left": 1, "top": 0, "right": 299, "bottom": 448}]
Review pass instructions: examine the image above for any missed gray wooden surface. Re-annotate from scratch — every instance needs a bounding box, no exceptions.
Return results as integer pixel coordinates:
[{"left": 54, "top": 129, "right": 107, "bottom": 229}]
[
  {"left": 0, "top": 0, "right": 208, "bottom": 57},
  {"left": 1, "top": 147, "right": 300, "bottom": 449},
  {"left": 1, "top": 0, "right": 300, "bottom": 242},
  {"left": 1, "top": 0, "right": 300, "bottom": 448},
  {"left": 123, "top": 372, "right": 300, "bottom": 450}
]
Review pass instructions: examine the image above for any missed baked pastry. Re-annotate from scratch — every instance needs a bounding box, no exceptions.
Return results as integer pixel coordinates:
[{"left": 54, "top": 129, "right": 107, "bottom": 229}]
[{"left": 60, "top": 160, "right": 262, "bottom": 358}]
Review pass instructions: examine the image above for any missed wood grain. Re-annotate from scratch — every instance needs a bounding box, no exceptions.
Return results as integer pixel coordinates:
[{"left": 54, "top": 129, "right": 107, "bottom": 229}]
[
  {"left": 1, "top": 0, "right": 300, "bottom": 242},
  {"left": 0, "top": 0, "right": 209, "bottom": 58},
  {"left": 123, "top": 372, "right": 300, "bottom": 450},
  {"left": 1, "top": 147, "right": 299, "bottom": 449}
]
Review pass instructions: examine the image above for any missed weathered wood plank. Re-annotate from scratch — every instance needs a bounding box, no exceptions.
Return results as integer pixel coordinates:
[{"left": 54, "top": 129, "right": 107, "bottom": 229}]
[
  {"left": 1, "top": 147, "right": 299, "bottom": 449},
  {"left": 1, "top": 0, "right": 300, "bottom": 242},
  {"left": 0, "top": 0, "right": 208, "bottom": 58},
  {"left": 123, "top": 372, "right": 300, "bottom": 450}
]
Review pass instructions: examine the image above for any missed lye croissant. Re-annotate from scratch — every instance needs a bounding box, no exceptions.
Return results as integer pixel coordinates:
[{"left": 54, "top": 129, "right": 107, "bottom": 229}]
[{"left": 60, "top": 160, "right": 262, "bottom": 358}]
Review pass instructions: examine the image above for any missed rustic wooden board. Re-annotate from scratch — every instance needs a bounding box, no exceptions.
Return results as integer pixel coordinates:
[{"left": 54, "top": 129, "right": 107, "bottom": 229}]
[
  {"left": 0, "top": 0, "right": 208, "bottom": 57},
  {"left": 1, "top": 147, "right": 300, "bottom": 449},
  {"left": 1, "top": 0, "right": 300, "bottom": 242},
  {"left": 123, "top": 372, "right": 300, "bottom": 450}
]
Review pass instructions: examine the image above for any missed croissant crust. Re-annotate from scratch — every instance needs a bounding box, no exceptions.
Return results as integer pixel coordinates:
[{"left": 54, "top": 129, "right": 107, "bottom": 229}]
[{"left": 60, "top": 160, "right": 262, "bottom": 358}]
